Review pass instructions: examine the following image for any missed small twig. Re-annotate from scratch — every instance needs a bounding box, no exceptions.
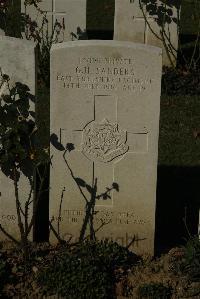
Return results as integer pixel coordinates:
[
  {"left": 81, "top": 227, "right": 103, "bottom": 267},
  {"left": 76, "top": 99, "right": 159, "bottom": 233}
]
[
  {"left": 126, "top": 234, "right": 146, "bottom": 249},
  {"left": 13, "top": 167, "right": 25, "bottom": 240},
  {"left": 58, "top": 187, "right": 66, "bottom": 236},
  {"left": 94, "top": 219, "right": 111, "bottom": 235},
  {"left": 49, "top": 221, "right": 66, "bottom": 245},
  {"left": 24, "top": 183, "right": 33, "bottom": 238},
  {"left": 26, "top": 163, "right": 49, "bottom": 236},
  {"left": 183, "top": 207, "right": 192, "bottom": 239},
  {"left": 79, "top": 178, "right": 97, "bottom": 242},
  {"left": 160, "top": 29, "right": 175, "bottom": 68}
]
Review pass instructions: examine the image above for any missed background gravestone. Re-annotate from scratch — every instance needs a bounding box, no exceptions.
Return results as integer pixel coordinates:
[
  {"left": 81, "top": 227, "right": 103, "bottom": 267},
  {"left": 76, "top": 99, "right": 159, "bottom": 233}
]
[
  {"left": 21, "top": 0, "right": 87, "bottom": 41},
  {"left": 114, "top": 0, "right": 179, "bottom": 66},
  {"left": 0, "top": 36, "right": 36, "bottom": 243},
  {"left": 50, "top": 40, "right": 162, "bottom": 255}
]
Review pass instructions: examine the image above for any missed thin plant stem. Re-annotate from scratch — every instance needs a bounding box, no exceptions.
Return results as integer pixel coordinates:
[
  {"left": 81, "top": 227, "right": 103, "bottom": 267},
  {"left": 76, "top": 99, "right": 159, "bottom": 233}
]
[
  {"left": 0, "top": 224, "right": 20, "bottom": 245},
  {"left": 13, "top": 166, "right": 25, "bottom": 241}
]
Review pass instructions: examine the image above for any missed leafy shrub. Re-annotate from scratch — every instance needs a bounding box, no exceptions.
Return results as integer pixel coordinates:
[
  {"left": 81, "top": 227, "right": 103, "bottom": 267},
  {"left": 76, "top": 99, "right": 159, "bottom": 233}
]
[
  {"left": 0, "top": 73, "right": 48, "bottom": 183},
  {"left": 0, "top": 71, "right": 49, "bottom": 254},
  {"left": 38, "top": 240, "right": 139, "bottom": 299},
  {"left": 137, "top": 282, "right": 173, "bottom": 299}
]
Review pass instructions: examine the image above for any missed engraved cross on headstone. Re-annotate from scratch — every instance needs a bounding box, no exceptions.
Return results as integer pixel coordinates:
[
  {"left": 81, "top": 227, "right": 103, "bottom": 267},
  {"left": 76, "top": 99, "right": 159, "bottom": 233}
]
[
  {"left": 52, "top": 0, "right": 66, "bottom": 28},
  {"left": 44, "top": 0, "right": 66, "bottom": 34},
  {"left": 23, "top": 0, "right": 66, "bottom": 38},
  {"left": 129, "top": 0, "right": 159, "bottom": 44},
  {"left": 61, "top": 95, "right": 148, "bottom": 207}
]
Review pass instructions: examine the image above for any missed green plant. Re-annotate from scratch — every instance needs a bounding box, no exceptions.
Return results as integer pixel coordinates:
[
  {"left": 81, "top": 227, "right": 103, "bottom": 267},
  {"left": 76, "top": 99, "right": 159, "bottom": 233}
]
[
  {"left": 137, "top": 282, "right": 173, "bottom": 299},
  {"left": 38, "top": 240, "right": 138, "bottom": 299},
  {"left": 0, "top": 71, "right": 49, "bottom": 259}
]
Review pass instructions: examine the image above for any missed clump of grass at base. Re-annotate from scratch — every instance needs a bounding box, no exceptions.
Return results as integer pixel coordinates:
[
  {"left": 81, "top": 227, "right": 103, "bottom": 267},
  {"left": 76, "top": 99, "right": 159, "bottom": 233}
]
[
  {"left": 137, "top": 282, "right": 173, "bottom": 299},
  {"left": 181, "top": 236, "right": 200, "bottom": 281},
  {"left": 0, "top": 254, "right": 10, "bottom": 292},
  {"left": 37, "top": 240, "right": 139, "bottom": 299}
]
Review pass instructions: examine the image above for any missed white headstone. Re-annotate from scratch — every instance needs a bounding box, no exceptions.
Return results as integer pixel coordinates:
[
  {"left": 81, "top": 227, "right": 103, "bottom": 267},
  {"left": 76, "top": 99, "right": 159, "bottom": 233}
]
[
  {"left": 114, "top": 0, "right": 178, "bottom": 66},
  {"left": 50, "top": 40, "right": 162, "bottom": 255},
  {"left": 0, "top": 29, "right": 5, "bottom": 36},
  {"left": 21, "top": 0, "right": 87, "bottom": 41},
  {"left": 0, "top": 36, "right": 36, "bottom": 244}
]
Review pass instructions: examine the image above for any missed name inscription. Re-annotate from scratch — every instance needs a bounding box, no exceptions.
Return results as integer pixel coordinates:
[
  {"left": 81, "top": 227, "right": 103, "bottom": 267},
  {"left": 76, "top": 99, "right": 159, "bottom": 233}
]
[{"left": 56, "top": 56, "right": 152, "bottom": 92}]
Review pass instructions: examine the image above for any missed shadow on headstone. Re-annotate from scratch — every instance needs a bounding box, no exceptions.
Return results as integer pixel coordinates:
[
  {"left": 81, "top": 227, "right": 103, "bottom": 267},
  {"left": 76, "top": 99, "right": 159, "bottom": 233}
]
[{"left": 155, "top": 165, "right": 200, "bottom": 256}]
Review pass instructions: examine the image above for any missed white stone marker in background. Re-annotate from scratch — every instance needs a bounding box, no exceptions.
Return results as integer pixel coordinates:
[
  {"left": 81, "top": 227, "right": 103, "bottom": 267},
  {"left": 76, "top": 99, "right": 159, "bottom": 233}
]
[
  {"left": 0, "top": 29, "right": 5, "bottom": 36},
  {"left": 21, "top": 0, "right": 87, "bottom": 41},
  {"left": 50, "top": 40, "right": 162, "bottom": 255},
  {"left": 114, "top": 0, "right": 178, "bottom": 66},
  {"left": 0, "top": 36, "right": 36, "bottom": 243}
]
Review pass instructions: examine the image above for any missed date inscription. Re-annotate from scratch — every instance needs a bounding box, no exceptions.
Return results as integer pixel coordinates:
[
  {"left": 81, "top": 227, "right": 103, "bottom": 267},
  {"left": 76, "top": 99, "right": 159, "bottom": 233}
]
[{"left": 51, "top": 210, "right": 147, "bottom": 226}]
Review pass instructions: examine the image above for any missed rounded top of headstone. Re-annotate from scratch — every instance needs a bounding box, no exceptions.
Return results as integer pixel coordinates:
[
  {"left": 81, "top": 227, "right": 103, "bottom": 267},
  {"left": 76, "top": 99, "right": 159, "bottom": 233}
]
[
  {"left": 0, "top": 36, "right": 35, "bottom": 48},
  {"left": 51, "top": 40, "right": 162, "bottom": 55}
]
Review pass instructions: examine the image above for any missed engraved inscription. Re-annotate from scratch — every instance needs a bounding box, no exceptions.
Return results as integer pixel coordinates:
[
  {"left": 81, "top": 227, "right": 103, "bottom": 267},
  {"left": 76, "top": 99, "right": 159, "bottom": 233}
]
[
  {"left": 82, "top": 119, "right": 129, "bottom": 163},
  {"left": 51, "top": 210, "right": 147, "bottom": 226},
  {"left": 1, "top": 215, "right": 16, "bottom": 221},
  {"left": 56, "top": 56, "right": 153, "bottom": 92}
]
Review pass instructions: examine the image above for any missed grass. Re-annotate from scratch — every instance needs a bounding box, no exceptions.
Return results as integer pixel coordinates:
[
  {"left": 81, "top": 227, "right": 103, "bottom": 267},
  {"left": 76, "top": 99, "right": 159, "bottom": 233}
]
[{"left": 158, "top": 94, "right": 200, "bottom": 166}]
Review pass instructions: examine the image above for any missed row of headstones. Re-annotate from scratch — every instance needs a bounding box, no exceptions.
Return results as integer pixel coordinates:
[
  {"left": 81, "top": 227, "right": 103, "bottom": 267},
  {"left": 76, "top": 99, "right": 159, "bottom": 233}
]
[{"left": 0, "top": 0, "right": 179, "bottom": 66}]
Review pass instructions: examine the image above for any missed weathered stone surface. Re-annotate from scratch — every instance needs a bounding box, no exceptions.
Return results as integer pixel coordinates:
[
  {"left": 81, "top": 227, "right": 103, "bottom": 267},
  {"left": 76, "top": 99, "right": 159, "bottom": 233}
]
[
  {"left": 114, "top": 0, "right": 178, "bottom": 66},
  {"left": 0, "top": 36, "right": 36, "bottom": 242},
  {"left": 50, "top": 40, "right": 162, "bottom": 255},
  {"left": 0, "top": 29, "right": 5, "bottom": 36},
  {"left": 21, "top": 0, "right": 87, "bottom": 41}
]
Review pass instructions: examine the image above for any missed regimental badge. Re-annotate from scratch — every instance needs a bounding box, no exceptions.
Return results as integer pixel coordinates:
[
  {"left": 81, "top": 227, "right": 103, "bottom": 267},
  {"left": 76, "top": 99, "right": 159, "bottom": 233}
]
[{"left": 82, "top": 119, "right": 129, "bottom": 163}]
